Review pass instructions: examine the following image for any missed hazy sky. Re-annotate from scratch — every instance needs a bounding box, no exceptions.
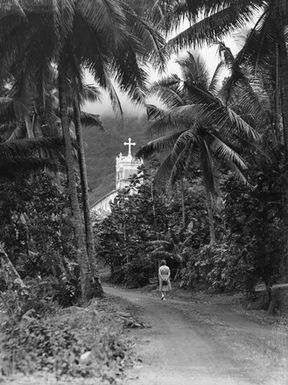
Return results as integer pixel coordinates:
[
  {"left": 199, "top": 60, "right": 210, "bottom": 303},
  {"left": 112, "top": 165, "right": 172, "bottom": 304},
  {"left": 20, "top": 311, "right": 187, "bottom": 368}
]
[{"left": 83, "top": 19, "right": 245, "bottom": 118}]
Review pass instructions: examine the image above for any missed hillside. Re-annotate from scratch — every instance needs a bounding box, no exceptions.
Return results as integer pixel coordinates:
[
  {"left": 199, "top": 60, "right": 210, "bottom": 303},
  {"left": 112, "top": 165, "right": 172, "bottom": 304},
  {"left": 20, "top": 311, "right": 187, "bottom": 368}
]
[{"left": 83, "top": 113, "right": 150, "bottom": 205}]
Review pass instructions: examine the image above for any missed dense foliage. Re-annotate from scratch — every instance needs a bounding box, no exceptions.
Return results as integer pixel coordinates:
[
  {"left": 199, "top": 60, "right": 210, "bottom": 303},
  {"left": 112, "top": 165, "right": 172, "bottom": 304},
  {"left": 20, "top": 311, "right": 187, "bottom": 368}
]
[
  {"left": 0, "top": 172, "right": 80, "bottom": 308},
  {"left": 2, "top": 298, "right": 132, "bottom": 383},
  {"left": 95, "top": 156, "right": 284, "bottom": 298}
]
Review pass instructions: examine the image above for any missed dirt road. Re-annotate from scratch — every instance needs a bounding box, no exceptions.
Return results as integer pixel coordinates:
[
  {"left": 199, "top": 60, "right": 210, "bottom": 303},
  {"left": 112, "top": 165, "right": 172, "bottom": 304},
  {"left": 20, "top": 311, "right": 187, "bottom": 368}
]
[{"left": 104, "top": 286, "right": 288, "bottom": 385}]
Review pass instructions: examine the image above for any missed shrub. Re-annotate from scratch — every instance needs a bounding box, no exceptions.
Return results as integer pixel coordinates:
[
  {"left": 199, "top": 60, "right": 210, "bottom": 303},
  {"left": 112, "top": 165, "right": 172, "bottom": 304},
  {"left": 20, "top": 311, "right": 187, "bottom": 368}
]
[
  {"left": 180, "top": 240, "right": 258, "bottom": 293},
  {"left": 122, "top": 256, "right": 154, "bottom": 288},
  {"left": 1, "top": 298, "right": 132, "bottom": 382}
]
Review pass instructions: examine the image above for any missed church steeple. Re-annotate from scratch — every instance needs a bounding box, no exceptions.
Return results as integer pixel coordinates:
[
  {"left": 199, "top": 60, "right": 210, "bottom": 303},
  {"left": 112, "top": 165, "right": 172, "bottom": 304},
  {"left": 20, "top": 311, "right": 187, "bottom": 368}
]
[{"left": 116, "top": 138, "right": 142, "bottom": 190}]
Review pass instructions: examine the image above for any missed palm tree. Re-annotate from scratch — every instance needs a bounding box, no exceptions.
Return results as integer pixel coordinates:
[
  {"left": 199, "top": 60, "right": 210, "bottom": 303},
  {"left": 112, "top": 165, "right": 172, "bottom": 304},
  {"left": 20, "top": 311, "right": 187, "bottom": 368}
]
[
  {"left": 0, "top": 0, "right": 166, "bottom": 300},
  {"left": 156, "top": 1, "right": 288, "bottom": 151},
  {"left": 72, "top": 83, "right": 103, "bottom": 292},
  {"left": 54, "top": 1, "right": 165, "bottom": 299},
  {"left": 159, "top": 0, "right": 288, "bottom": 250},
  {"left": 136, "top": 52, "right": 258, "bottom": 244}
]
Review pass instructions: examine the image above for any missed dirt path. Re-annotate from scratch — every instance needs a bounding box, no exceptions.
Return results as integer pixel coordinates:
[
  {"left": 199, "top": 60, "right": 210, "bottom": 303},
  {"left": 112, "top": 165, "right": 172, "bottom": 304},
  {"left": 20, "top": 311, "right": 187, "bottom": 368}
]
[{"left": 104, "top": 285, "right": 288, "bottom": 385}]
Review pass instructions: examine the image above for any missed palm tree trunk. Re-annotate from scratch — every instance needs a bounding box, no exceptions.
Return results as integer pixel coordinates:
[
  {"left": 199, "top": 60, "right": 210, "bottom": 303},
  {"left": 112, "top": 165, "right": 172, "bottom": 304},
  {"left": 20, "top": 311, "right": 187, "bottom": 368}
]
[
  {"left": 279, "top": 38, "right": 288, "bottom": 160},
  {"left": 58, "top": 70, "right": 91, "bottom": 302},
  {"left": 73, "top": 98, "right": 103, "bottom": 297},
  {"left": 278, "top": 36, "right": 288, "bottom": 278},
  {"left": 275, "top": 42, "right": 283, "bottom": 144},
  {"left": 24, "top": 115, "right": 34, "bottom": 138},
  {"left": 151, "top": 184, "right": 157, "bottom": 230},
  {"left": 205, "top": 188, "right": 216, "bottom": 245},
  {"left": 180, "top": 178, "right": 185, "bottom": 229}
]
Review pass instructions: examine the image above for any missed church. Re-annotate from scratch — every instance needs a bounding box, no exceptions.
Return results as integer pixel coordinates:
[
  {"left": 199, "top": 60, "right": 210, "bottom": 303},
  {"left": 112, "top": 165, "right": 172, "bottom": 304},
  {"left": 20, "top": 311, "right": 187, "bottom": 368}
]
[{"left": 90, "top": 138, "right": 142, "bottom": 218}]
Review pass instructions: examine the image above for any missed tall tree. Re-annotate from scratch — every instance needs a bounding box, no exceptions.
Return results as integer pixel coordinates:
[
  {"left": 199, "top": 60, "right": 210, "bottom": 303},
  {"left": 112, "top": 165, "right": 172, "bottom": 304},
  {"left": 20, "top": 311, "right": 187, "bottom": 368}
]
[
  {"left": 72, "top": 85, "right": 103, "bottom": 290},
  {"left": 136, "top": 52, "right": 258, "bottom": 244},
  {"left": 0, "top": 0, "right": 166, "bottom": 300}
]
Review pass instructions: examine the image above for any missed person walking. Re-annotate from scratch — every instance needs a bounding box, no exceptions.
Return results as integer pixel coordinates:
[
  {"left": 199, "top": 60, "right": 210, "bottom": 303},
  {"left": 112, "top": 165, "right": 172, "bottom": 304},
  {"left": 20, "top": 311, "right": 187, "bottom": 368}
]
[{"left": 158, "top": 259, "right": 171, "bottom": 300}]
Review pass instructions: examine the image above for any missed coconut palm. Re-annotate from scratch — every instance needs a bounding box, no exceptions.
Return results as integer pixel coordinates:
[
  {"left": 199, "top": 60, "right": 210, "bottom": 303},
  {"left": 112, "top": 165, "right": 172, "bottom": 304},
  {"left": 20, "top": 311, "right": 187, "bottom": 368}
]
[
  {"left": 136, "top": 52, "right": 258, "bottom": 244},
  {"left": 165, "top": 1, "right": 288, "bottom": 155},
  {"left": 71, "top": 82, "right": 103, "bottom": 289},
  {"left": 0, "top": 0, "right": 166, "bottom": 300},
  {"left": 154, "top": 1, "right": 287, "bottom": 146}
]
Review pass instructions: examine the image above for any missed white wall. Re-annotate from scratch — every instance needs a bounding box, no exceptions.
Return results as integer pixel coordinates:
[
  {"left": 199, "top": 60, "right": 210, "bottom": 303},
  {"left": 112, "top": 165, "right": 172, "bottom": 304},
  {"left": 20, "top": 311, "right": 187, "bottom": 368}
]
[{"left": 91, "top": 191, "right": 118, "bottom": 218}]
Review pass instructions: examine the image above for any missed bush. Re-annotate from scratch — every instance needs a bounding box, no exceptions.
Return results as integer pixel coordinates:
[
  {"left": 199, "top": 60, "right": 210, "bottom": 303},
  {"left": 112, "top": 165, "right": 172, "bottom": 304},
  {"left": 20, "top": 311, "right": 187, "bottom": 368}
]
[
  {"left": 1, "top": 283, "right": 57, "bottom": 321},
  {"left": 180, "top": 241, "right": 258, "bottom": 293},
  {"left": 122, "top": 256, "right": 154, "bottom": 288},
  {"left": 2, "top": 317, "right": 84, "bottom": 376},
  {"left": 1, "top": 298, "right": 132, "bottom": 383},
  {"left": 0, "top": 274, "right": 82, "bottom": 322}
]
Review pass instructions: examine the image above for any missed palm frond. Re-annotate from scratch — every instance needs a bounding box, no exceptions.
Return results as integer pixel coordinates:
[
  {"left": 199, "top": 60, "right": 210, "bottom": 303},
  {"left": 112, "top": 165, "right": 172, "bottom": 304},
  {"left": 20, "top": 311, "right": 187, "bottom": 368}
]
[
  {"left": 78, "top": 0, "right": 126, "bottom": 46},
  {"left": 0, "top": 157, "right": 62, "bottom": 178},
  {"left": 208, "top": 61, "right": 224, "bottom": 95},
  {"left": 209, "top": 134, "right": 247, "bottom": 170},
  {"left": 217, "top": 41, "right": 235, "bottom": 68},
  {"left": 146, "top": 104, "right": 189, "bottom": 134},
  {"left": 81, "top": 84, "right": 102, "bottom": 104},
  {"left": 0, "top": 137, "right": 64, "bottom": 158},
  {"left": 170, "top": 136, "right": 195, "bottom": 185},
  {"left": 150, "top": 74, "right": 185, "bottom": 108},
  {"left": 176, "top": 52, "right": 210, "bottom": 91},
  {"left": 232, "top": 8, "right": 271, "bottom": 71},
  {"left": 153, "top": 153, "right": 174, "bottom": 187},
  {"left": 52, "top": 0, "right": 75, "bottom": 42},
  {"left": 153, "top": 130, "right": 197, "bottom": 187},
  {"left": 224, "top": 159, "right": 250, "bottom": 186},
  {"left": 136, "top": 130, "right": 187, "bottom": 159},
  {"left": 230, "top": 78, "right": 270, "bottom": 130},
  {"left": 167, "top": 85, "right": 260, "bottom": 142},
  {"left": 112, "top": 51, "right": 148, "bottom": 105},
  {"left": 168, "top": 5, "right": 257, "bottom": 50},
  {"left": 169, "top": 129, "right": 197, "bottom": 162},
  {"left": 225, "top": 107, "right": 260, "bottom": 141},
  {"left": 97, "top": 78, "right": 120, "bottom": 118},
  {"left": 181, "top": 81, "right": 222, "bottom": 107},
  {"left": 80, "top": 111, "right": 103, "bottom": 129},
  {"left": 123, "top": 4, "right": 167, "bottom": 69},
  {"left": 146, "top": 104, "right": 166, "bottom": 121},
  {"left": 148, "top": 118, "right": 188, "bottom": 137},
  {"left": 149, "top": 104, "right": 200, "bottom": 126}
]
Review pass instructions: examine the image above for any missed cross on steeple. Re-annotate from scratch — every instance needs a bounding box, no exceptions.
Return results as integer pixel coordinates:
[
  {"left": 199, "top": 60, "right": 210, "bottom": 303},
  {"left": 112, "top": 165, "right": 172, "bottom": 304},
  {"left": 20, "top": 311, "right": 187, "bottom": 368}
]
[{"left": 124, "top": 137, "right": 136, "bottom": 157}]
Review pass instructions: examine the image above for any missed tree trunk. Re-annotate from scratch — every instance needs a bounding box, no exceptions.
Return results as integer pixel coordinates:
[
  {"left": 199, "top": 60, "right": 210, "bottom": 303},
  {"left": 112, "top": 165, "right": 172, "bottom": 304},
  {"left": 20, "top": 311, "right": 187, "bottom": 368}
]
[
  {"left": 278, "top": 36, "right": 288, "bottom": 279},
  {"left": 24, "top": 115, "right": 34, "bottom": 139},
  {"left": 205, "top": 188, "right": 216, "bottom": 245},
  {"left": 151, "top": 184, "right": 157, "bottom": 230},
  {"left": 279, "top": 38, "right": 288, "bottom": 160},
  {"left": 58, "top": 70, "right": 91, "bottom": 302},
  {"left": 180, "top": 178, "right": 185, "bottom": 229},
  {"left": 275, "top": 42, "right": 283, "bottom": 144},
  {"left": 73, "top": 98, "right": 103, "bottom": 297},
  {"left": 0, "top": 244, "right": 29, "bottom": 296}
]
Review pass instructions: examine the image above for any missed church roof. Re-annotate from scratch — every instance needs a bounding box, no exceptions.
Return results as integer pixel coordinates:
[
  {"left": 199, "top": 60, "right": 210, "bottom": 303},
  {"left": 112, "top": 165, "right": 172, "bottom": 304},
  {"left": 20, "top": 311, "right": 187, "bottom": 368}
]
[{"left": 90, "top": 189, "right": 118, "bottom": 210}]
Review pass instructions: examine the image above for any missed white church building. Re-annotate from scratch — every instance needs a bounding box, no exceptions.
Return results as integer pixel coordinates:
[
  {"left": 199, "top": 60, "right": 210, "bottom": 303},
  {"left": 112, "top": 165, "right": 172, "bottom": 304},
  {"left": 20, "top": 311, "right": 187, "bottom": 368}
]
[{"left": 90, "top": 138, "right": 142, "bottom": 218}]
